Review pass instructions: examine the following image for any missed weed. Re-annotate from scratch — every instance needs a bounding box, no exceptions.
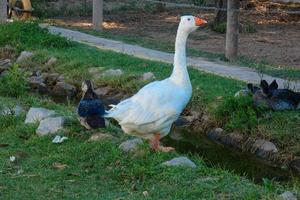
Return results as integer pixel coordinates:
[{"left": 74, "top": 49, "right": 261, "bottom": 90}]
[
  {"left": 0, "top": 64, "right": 28, "bottom": 97},
  {"left": 0, "top": 21, "right": 74, "bottom": 50},
  {"left": 215, "top": 96, "right": 265, "bottom": 133}
]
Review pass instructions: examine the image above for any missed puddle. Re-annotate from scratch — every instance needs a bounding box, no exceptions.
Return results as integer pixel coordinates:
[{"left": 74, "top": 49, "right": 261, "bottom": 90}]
[{"left": 163, "top": 128, "right": 298, "bottom": 183}]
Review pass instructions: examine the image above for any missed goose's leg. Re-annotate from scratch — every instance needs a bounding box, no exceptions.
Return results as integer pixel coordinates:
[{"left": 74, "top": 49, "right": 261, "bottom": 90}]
[{"left": 150, "top": 133, "right": 175, "bottom": 152}]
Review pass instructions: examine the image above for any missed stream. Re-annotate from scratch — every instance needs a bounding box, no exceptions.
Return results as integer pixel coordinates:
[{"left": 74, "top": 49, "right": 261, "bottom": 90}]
[
  {"left": 53, "top": 95, "right": 298, "bottom": 183},
  {"left": 163, "top": 128, "right": 298, "bottom": 183}
]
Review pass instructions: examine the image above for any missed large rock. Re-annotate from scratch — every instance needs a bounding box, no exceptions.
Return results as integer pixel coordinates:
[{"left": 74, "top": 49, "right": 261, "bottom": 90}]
[
  {"left": 25, "top": 108, "right": 55, "bottom": 123},
  {"left": 16, "top": 51, "right": 34, "bottom": 63},
  {"left": 119, "top": 138, "right": 143, "bottom": 153},
  {"left": 252, "top": 139, "right": 278, "bottom": 158},
  {"left": 102, "top": 69, "right": 123, "bottom": 77},
  {"left": 161, "top": 157, "right": 196, "bottom": 168},
  {"left": 51, "top": 81, "right": 76, "bottom": 98},
  {"left": 36, "top": 117, "right": 65, "bottom": 136},
  {"left": 278, "top": 191, "right": 297, "bottom": 200}
]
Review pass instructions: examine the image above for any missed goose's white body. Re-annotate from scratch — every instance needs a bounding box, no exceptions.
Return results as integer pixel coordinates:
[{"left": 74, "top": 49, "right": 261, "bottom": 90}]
[{"left": 105, "top": 16, "right": 204, "bottom": 140}]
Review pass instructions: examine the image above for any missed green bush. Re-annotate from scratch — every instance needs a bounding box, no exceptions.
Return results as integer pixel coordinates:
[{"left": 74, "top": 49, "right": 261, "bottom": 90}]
[
  {"left": 215, "top": 96, "right": 265, "bottom": 133},
  {"left": 0, "top": 64, "right": 28, "bottom": 97},
  {"left": 0, "top": 21, "right": 74, "bottom": 50}
]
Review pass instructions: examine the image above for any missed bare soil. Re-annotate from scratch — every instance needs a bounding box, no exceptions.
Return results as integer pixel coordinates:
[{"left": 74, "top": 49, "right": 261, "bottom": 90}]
[{"left": 50, "top": 9, "right": 300, "bottom": 68}]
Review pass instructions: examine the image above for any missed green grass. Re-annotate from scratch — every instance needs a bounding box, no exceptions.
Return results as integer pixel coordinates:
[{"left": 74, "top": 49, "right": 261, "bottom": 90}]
[
  {"left": 58, "top": 25, "right": 300, "bottom": 80},
  {"left": 0, "top": 21, "right": 300, "bottom": 198},
  {"left": 0, "top": 95, "right": 299, "bottom": 199},
  {"left": 1, "top": 21, "right": 300, "bottom": 154}
]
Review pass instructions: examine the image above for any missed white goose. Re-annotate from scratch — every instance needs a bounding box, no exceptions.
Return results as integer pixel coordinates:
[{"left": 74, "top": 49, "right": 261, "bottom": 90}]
[{"left": 105, "top": 15, "right": 207, "bottom": 152}]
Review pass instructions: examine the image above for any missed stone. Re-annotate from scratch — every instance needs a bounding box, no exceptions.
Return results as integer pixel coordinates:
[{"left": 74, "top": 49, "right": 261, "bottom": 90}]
[
  {"left": 102, "top": 69, "right": 123, "bottom": 77},
  {"left": 174, "top": 117, "right": 189, "bottom": 127},
  {"left": 25, "top": 107, "right": 56, "bottom": 123},
  {"left": 278, "top": 191, "right": 297, "bottom": 200},
  {"left": 182, "top": 111, "right": 201, "bottom": 124},
  {"left": 234, "top": 89, "right": 250, "bottom": 97},
  {"left": 94, "top": 86, "right": 111, "bottom": 97},
  {"left": 45, "top": 57, "right": 57, "bottom": 66},
  {"left": 161, "top": 157, "right": 196, "bottom": 168},
  {"left": 252, "top": 139, "right": 278, "bottom": 158},
  {"left": 36, "top": 117, "right": 65, "bottom": 136},
  {"left": 0, "top": 59, "right": 12, "bottom": 73},
  {"left": 220, "top": 132, "right": 244, "bottom": 148},
  {"left": 43, "top": 73, "right": 60, "bottom": 86},
  {"left": 119, "top": 138, "right": 143, "bottom": 153},
  {"left": 139, "top": 72, "right": 155, "bottom": 81},
  {"left": 207, "top": 128, "right": 224, "bottom": 142},
  {"left": 28, "top": 76, "right": 48, "bottom": 94},
  {"left": 51, "top": 81, "right": 76, "bottom": 98},
  {"left": 88, "top": 133, "right": 114, "bottom": 141},
  {"left": 0, "top": 70, "right": 9, "bottom": 77},
  {"left": 1, "top": 105, "right": 24, "bottom": 116},
  {"left": 88, "top": 67, "right": 105, "bottom": 74},
  {"left": 289, "top": 159, "right": 300, "bottom": 174},
  {"left": 16, "top": 51, "right": 34, "bottom": 63}
]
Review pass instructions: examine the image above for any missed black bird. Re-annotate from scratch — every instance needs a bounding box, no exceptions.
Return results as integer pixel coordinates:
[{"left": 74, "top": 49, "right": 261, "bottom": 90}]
[
  {"left": 254, "top": 80, "right": 300, "bottom": 110},
  {"left": 77, "top": 80, "right": 106, "bottom": 129}
]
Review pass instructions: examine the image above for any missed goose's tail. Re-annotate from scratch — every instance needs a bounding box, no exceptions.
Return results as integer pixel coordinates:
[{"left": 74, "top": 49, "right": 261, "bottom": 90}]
[{"left": 103, "top": 104, "right": 118, "bottom": 118}]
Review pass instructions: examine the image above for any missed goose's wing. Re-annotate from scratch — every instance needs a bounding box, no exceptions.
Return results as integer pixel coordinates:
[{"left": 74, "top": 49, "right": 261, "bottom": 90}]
[
  {"left": 77, "top": 99, "right": 105, "bottom": 117},
  {"left": 106, "top": 80, "right": 182, "bottom": 126}
]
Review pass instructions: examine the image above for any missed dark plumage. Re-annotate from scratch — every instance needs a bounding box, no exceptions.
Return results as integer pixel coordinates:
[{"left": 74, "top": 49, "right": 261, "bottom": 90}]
[
  {"left": 77, "top": 80, "right": 106, "bottom": 129},
  {"left": 253, "top": 80, "right": 300, "bottom": 110}
]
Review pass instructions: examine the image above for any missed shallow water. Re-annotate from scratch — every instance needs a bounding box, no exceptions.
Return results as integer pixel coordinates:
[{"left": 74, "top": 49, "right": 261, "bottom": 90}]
[{"left": 163, "top": 128, "right": 298, "bottom": 183}]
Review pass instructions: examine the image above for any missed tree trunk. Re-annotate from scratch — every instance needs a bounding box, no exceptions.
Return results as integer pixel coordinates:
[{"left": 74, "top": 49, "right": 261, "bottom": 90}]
[
  {"left": 0, "top": 0, "right": 7, "bottom": 23},
  {"left": 93, "top": 0, "right": 103, "bottom": 30},
  {"left": 214, "top": 0, "right": 227, "bottom": 24},
  {"left": 225, "top": 0, "right": 240, "bottom": 61}
]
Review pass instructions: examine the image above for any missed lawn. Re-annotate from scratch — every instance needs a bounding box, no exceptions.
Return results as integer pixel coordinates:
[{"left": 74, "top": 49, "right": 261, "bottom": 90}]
[{"left": 0, "top": 21, "right": 299, "bottom": 199}]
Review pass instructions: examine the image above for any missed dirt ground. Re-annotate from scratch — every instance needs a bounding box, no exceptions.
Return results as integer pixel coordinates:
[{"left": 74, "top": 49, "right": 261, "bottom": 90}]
[{"left": 50, "top": 9, "right": 300, "bottom": 69}]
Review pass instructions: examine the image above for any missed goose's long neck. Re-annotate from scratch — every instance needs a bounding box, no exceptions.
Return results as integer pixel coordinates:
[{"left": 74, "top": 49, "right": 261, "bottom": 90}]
[{"left": 170, "top": 28, "right": 190, "bottom": 86}]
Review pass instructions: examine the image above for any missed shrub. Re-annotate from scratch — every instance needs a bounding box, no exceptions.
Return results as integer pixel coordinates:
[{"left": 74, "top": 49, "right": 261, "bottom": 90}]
[
  {"left": 215, "top": 96, "right": 265, "bottom": 133},
  {"left": 0, "top": 21, "right": 74, "bottom": 50},
  {"left": 0, "top": 64, "right": 28, "bottom": 97}
]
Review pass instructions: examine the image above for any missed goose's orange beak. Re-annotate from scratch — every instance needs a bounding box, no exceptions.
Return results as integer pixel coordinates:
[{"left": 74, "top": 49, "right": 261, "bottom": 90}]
[{"left": 194, "top": 17, "right": 207, "bottom": 26}]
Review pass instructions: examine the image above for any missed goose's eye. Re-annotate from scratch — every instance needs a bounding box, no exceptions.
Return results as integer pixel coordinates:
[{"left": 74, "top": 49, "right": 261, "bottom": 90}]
[{"left": 187, "top": 18, "right": 191, "bottom": 21}]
